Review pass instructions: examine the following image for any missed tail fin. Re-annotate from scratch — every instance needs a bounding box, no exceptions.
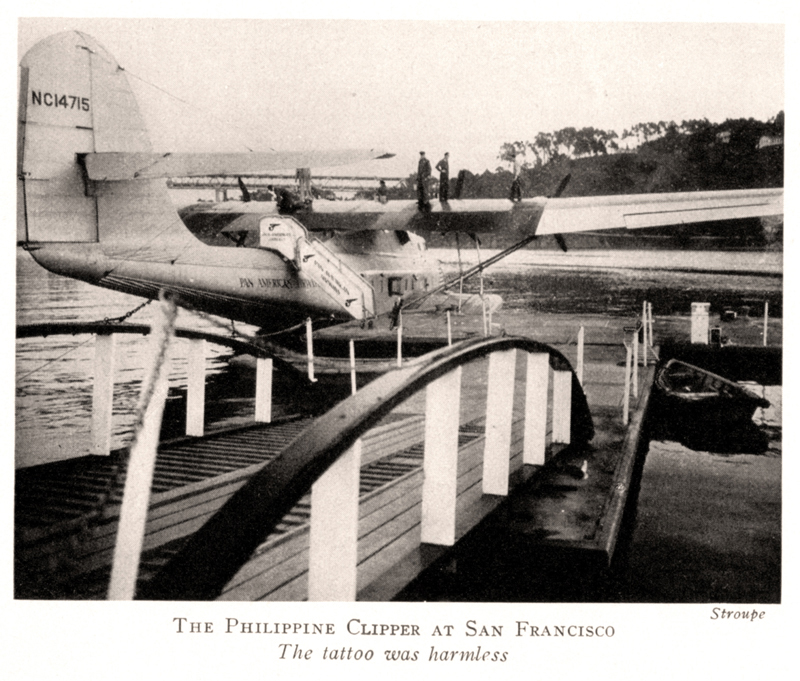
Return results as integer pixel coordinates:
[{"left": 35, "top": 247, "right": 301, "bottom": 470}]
[{"left": 18, "top": 31, "right": 191, "bottom": 259}]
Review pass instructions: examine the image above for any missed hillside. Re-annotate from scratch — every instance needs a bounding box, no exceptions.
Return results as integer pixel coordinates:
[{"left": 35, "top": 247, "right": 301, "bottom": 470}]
[{"left": 423, "top": 118, "right": 783, "bottom": 250}]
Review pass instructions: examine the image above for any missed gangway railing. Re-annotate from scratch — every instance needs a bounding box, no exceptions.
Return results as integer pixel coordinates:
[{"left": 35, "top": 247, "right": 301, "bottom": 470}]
[
  {"left": 299, "top": 235, "right": 376, "bottom": 320},
  {"left": 138, "top": 335, "right": 593, "bottom": 601},
  {"left": 16, "top": 321, "right": 303, "bottom": 451},
  {"left": 255, "top": 214, "right": 375, "bottom": 321}
]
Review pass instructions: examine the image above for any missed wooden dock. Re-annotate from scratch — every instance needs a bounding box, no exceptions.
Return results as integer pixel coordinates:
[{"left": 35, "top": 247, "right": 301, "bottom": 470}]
[{"left": 15, "top": 308, "right": 655, "bottom": 601}]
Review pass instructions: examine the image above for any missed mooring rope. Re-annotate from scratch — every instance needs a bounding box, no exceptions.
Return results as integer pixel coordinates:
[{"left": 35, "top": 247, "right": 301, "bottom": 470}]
[
  {"left": 73, "top": 293, "right": 179, "bottom": 563},
  {"left": 108, "top": 291, "right": 179, "bottom": 599},
  {"left": 129, "top": 291, "right": 179, "bottom": 437}
]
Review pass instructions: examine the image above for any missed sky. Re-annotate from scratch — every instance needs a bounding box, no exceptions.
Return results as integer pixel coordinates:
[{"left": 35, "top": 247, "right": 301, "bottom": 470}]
[{"left": 14, "top": 13, "right": 787, "bottom": 177}]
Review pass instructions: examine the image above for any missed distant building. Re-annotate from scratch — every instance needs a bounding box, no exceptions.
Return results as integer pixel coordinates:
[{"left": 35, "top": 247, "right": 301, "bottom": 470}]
[{"left": 758, "top": 135, "right": 783, "bottom": 149}]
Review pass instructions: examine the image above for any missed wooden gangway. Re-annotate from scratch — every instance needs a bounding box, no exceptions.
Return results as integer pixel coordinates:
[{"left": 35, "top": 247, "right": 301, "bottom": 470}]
[
  {"left": 138, "top": 336, "right": 594, "bottom": 600},
  {"left": 16, "top": 331, "right": 615, "bottom": 600}
]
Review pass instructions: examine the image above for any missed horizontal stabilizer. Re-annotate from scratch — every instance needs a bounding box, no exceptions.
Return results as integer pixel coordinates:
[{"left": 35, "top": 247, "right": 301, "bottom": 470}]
[
  {"left": 536, "top": 188, "right": 783, "bottom": 235},
  {"left": 84, "top": 149, "right": 394, "bottom": 181}
]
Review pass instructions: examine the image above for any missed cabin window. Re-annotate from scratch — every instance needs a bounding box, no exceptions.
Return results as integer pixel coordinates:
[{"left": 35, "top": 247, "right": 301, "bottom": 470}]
[{"left": 388, "top": 277, "right": 403, "bottom": 296}]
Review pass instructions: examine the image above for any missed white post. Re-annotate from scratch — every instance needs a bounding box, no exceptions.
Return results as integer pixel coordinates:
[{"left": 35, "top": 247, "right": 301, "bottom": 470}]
[
  {"left": 421, "top": 367, "right": 462, "bottom": 546},
  {"left": 91, "top": 332, "right": 116, "bottom": 456},
  {"left": 349, "top": 339, "right": 357, "bottom": 395},
  {"left": 483, "top": 350, "right": 517, "bottom": 496},
  {"left": 255, "top": 357, "right": 273, "bottom": 423},
  {"left": 691, "top": 303, "right": 710, "bottom": 344},
  {"left": 523, "top": 353, "right": 549, "bottom": 465},
  {"left": 641, "top": 302, "right": 648, "bottom": 366},
  {"left": 108, "top": 296, "right": 176, "bottom": 600},
  {"left": 477, "top": 239, "right": 487, "bottom": 337},
  {"left": 446, "top": 310, "right": 452, "bottom": 346},
  {"left": 396, "top": 320, "right": 403, "bottom": 368},
  {"left": 632, "top": 328, "right": 639, "bottom": 399},
  {"left": 306, "top": 318, "right": 316, "bottom": 382},
  {"left": 623, "top": 343, "right": 632, "bottom": 425},
  {"left": 763, "top": 301, "right": 769, "bottom": 346},
  {"left": 576, "top": 326, "right": 585, "bottom": 386},
  {"left": 308, "top": 439, "right": 362, "bottom": 601},
  {"left": 648, "top": 302, "right": 654, "bottom": 347},
  {"left": 456, "top": 232, "right": 464, "bottom": 314},
  {"left": 185, "top": 338, "right": 206, "bottom": 436},
  {"left": 552, "top": 370, "right": 572, "bottom": 444},
  {"left": 477, "top": 241, "right": 484, "bottom": 299}
]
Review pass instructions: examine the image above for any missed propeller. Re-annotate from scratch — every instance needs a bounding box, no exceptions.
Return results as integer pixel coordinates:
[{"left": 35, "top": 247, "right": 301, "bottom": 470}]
[
  {"left": 550, "top": 173, "right": 572, "bottom": 198},
  {"left": 454, "top": 169, "right": 467, "bottom": 199},
  {"left": 237, "top": 177, "right": 251, "bottom": 203}
]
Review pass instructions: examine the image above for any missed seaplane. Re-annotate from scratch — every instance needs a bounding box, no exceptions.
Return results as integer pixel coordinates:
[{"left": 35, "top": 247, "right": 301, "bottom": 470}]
[{"left": 18, "top": 31, "right": 784, "bottom": 337}]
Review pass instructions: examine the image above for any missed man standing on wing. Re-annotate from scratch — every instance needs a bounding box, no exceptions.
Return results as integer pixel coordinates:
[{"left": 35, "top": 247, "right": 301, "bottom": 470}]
[
  {"left": 417, "top": 151, "right": 432, "bottom": 210},
  {"left": 436, "top": 152, "right": 450, "bottom": 202}
]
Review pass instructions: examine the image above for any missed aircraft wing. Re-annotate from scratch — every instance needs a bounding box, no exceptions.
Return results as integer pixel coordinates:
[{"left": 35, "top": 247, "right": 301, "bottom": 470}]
[
  {"left": 297, "top": 187, "right": 783, "bottom": 234},
  {"left": 83, "top": 149, "right": 394, "bottom": 181},
  {"left": 179, "top": 187, "right": 783, "bottom": 237},
  {"left": 534, "top": 187, "right": 783, "bottom": 235}
]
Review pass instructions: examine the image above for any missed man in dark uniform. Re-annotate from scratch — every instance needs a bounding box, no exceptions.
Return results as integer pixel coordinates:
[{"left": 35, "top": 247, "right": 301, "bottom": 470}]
[
  {"left": 436, "top": 152, "right": 450, "bottom": 201},
  {"left": 376, "top": 179, "right": 389, "bottom": 203},
  {"left": 509, "top": 155, "right": 522, "bottom": 201},
  {"left": 417, "top": 151, "right": 431, "bottom": 210}
]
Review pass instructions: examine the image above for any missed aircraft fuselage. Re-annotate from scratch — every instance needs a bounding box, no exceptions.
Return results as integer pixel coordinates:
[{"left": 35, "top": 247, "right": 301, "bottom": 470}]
[{"left": 25, "top": 220, "right": 443, "bottom": 333}]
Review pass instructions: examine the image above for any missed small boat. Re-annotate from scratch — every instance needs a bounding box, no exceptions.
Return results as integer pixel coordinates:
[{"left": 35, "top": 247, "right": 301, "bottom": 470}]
[
  {"left": 655, "top": 358, "right": 769, "bottom": 414},
  {"left": 651, "top": 358, "right": 771, "bottom": 451}
]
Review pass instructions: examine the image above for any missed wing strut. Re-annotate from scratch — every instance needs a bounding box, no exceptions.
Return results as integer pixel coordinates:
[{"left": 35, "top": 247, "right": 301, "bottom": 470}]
[
  {"left": 405, "top": 232, "right": 540, "bottom": 310},
  {"left": 455, "top": 232, "right": 464, "bottom": 314}
]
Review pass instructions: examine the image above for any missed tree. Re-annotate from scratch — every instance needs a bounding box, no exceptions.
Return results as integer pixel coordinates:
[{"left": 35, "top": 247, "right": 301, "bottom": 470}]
[
  {"left": 529, "top": 132, "right": 556, "bottom": 166},
  {"left": 497, "top": 141, "right": 528, "bottom": 169}
]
